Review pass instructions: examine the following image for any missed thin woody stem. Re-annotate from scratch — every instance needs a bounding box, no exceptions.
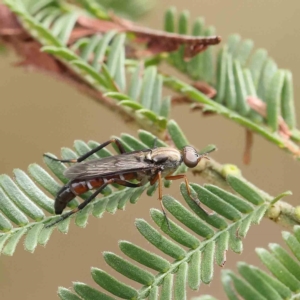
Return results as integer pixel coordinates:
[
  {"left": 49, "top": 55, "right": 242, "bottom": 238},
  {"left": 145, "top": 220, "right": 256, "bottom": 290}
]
[{"left": 192, "top": 158, "right": 300, "bottom": 230}]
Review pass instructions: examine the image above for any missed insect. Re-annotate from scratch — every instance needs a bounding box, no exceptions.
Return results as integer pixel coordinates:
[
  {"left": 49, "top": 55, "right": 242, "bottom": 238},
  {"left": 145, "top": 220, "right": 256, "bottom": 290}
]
[{"left": 44, "top": 138, "right": 214, "bottom": 228}]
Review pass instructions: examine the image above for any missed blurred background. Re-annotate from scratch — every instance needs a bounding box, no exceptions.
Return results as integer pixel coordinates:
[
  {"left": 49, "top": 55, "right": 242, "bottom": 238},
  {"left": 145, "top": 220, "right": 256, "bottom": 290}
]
[{"left": 0, "top": 0, "right": 299, "bottom": 299}]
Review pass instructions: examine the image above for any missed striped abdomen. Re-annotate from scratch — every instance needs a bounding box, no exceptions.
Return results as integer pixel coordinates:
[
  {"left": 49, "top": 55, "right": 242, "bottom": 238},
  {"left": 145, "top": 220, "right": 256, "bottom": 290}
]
[{"left": 54, "top": 173, "right": 137, "bottom": 214}]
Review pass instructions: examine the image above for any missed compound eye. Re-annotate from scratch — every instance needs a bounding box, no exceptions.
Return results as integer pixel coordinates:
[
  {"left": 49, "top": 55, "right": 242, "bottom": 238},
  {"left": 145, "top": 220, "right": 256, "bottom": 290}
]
[{"left": 183, "top": 147, "right": 199, "bottom": 168}]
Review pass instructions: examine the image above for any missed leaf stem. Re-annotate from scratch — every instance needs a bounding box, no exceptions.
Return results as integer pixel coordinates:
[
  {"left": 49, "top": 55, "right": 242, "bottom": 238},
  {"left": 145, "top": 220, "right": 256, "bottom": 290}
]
[
  {"left": 163, "top": 75, "right": 300, "bottom": 159},
  {"left": 191, "top": 158, "right": 300, "bottom": 230}
]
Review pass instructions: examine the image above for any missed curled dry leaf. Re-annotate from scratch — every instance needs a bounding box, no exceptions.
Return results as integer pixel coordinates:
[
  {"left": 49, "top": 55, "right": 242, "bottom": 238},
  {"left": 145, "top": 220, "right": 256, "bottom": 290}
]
[
  {"left": 0, "top": 5, "right": 60, "bottom": 72},
  {"left": 0, "top": 5, "right": 24, "bottom": 36},
  {"left": 0, "top": 5, "right": 133, "bottom": 122},
  {"left": 77, "top": 13, "right": 221, "bottom": 59},
  {"left": 0, "top": 4, "right": 220, "bottom": 137}
]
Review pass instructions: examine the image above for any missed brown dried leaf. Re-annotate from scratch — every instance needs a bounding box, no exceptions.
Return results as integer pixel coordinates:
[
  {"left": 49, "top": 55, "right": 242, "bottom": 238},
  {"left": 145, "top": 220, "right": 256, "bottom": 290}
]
[
  {"left": 77, "top": 13, "right": 221, "bottom": 59},
  {"left": 0, "top": 5, "right": 24, "bottom": 35},
  {"left": 0, "top": 5, "right": 131, "bottom": 123}
]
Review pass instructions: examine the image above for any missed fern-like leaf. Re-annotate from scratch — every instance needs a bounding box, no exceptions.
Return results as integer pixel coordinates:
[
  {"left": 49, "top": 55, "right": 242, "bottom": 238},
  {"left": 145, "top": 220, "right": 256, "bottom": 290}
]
[
  {"left": 221, "top": 225, "right": 300, "bottom": 300},
  {"left": 58, "top": 173, "right": 274, "bottom": 299},
  {"left": 3, "top": 0, "right": 170, "bottom": 135},
  {"left": 0, "top": 119, "right": 213, "bottom": 256},
  {"left": 163, "top": 8, "right": 300, "bottom": 158},
  {"left": 3, "top": 1, "right": 300, "bottom": 158}
]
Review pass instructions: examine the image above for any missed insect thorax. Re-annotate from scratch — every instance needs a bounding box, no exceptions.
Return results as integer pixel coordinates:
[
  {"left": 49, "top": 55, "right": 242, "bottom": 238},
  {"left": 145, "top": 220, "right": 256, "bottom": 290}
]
[{"left": 145, "top": 147, "right": 183, "bottom": 177}]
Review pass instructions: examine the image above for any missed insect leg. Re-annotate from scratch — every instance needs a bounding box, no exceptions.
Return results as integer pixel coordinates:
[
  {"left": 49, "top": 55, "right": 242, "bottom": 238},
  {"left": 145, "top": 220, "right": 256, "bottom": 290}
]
[
  {"left": 165, "top": 174, "right": 192, "bottom": 196},
  {"left": 43, "top": 138, "right": 127, "bottom": 163},
  {"left": 165, "top": 174, "right": 209, "bottom": 213},
  {"left": 45, "top": 178, "right": 143, "bottom": 228},
  {"left": 151, "top": 171, "right": 171, "bottom": 230}
]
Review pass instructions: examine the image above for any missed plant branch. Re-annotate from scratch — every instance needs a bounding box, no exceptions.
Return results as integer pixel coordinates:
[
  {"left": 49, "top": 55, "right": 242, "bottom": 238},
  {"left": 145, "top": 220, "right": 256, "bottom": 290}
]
[
  {"left": 163, "top": 75, "right": 300, "bottom": 159},
  {"left": 0, "top": 6, "right": 132, "bottom": 115},
  {"left": 193, "top": 157, "right": 300, "bottom": 230}
]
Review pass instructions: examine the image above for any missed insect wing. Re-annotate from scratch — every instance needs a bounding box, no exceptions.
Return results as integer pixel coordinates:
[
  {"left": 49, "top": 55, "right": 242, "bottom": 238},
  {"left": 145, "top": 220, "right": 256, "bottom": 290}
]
[{"left": 64, "top": 152, "right": 153, "bottom": 180}]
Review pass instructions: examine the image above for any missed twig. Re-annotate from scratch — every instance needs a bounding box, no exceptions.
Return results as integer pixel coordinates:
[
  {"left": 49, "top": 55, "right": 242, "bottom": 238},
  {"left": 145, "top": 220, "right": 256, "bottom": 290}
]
[{"left": 191, "top": 157, "right": 300, "bottom": 230}]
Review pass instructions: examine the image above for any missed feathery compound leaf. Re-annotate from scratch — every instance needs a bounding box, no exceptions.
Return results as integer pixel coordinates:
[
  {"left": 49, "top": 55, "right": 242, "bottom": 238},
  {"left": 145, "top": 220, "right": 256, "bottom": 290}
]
[
  {"left": 2, "top": 5, "right": 298, "bottom": 299},
  {"left": 162, "top": 9, "right": 300, "bottom": 158},
  {"left": 13, "top": 1, "right": 300, "bottom": 156},
  {"left": 221, "top": 226, "right": 300, "bottom": 299},
  {"left": 7, "top": 0, "right": 172, "bottom": 135},
  {"left": 0, "top": 130, "right": 205, "bottom": 255},
  {"left": 58, "top": 159, "right": 271, "bottom": 299}
]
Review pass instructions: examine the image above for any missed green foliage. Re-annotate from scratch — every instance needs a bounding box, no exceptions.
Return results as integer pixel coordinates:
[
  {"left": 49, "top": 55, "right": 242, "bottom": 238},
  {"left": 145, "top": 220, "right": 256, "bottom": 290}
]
[
  {"left": 164, "top": 7, "right": 215, "bottom": 84},
  {"left": 1, "top": 1, "right": 300, "bottom": 299},
  {"left": 78, "top": 0, "right": 155, "bottom": 20},
  {"left": 4, "top": 0, "right": 300, "bottom": 157},
  {"left": 222, "top": 226, "right": 300, "bottom": 300},
  {"left": 164, "top": 8, "right": 300, "bottom": 156},
  {"left": 58, "top": 179, "right": 270, "bottom": 299},
  {"left": 0, "top": 121, "right": 213, "bottom": 254},
  {"left": 4, "top": 0, "right": 169, "bottom": 135},
  {"left": 0, "top": 120, "right": 279, "bottom": 299}
]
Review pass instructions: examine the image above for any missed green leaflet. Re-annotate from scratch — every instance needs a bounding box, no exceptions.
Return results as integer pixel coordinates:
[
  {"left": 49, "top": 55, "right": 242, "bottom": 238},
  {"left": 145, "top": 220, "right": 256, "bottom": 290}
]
[
  {"left": 10, "top": 0, "right": 300, "bottom": 158},
  {"left": 1, "top": 2, "right": 299, "bottom": 300},
  {"left": 14, "top": 2, "right": 171, "bottom": 134},
  {"left": 221, "top": 226, "right": 300, "bottom": 300},
  {"left": 0, "top": 128, "right": 218, "bottom": 256},
  {"left": 54, "top": 153, "right": 270, "bottom": 299},
  {"left": 103, "top": 252, "right": 155, "bottom": 285},
  {"left": 73, "top": 282, "right": 114, "bottom": 300},
  {"left": 164, "top": 10, "right": 299, "bottom": 159},
  {"left": 91, "top": 268, "right": 138, "bottom": 299}
]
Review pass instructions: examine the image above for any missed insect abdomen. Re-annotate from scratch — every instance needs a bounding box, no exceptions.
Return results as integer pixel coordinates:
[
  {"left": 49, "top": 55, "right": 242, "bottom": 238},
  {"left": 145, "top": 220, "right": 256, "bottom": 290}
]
[
  {"left": 55, "top": 173, "right": 138, "bottom": 214},
  {"left": 54, "top": 185, "right": 77, "bottom": 214}
]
